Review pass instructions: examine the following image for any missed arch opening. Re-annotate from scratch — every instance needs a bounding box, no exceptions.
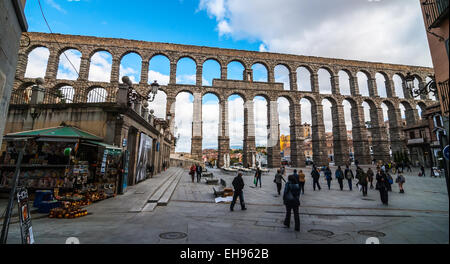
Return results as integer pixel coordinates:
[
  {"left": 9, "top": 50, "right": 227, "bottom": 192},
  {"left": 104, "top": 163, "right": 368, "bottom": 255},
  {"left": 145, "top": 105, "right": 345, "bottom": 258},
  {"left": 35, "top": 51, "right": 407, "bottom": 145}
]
[{"left": 25, "top": 47, "right": 50, "bottom": 78}]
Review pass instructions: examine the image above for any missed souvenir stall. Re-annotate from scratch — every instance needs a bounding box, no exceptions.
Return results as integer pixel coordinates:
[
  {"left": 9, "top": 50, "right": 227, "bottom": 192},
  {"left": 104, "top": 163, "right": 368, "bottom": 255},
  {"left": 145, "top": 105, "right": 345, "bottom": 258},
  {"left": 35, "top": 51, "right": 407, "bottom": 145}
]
[{"left": 0, "top": 125, "right": 123, "bottom": 219}]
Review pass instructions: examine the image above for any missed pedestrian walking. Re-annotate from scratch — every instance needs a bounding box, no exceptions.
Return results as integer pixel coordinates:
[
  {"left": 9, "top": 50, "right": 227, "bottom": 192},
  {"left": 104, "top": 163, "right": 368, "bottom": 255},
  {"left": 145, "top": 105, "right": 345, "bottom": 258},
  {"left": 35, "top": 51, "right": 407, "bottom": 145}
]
[
  {"left": 254, "top": 167, "right": 262, "bottom": 188},
  {"left": 406, "top": 162, "right": 412, "bottom": 172},
  {"left": 281, "top": 166, "right": 286, "bottom": 176},
  {"left": 298, "top": 170, "right": 305, "bottom": 194},
  {"left": 324, "top": 166, "right": 332, "bottom": 190},
  {"left": 335, "top": 166, "right": 344, "bottom": 191},
  {"left": 420, "top": 164, "right": 426, "bottom": 177},
  {"left": 230, "top": 173, "right": 246, "bottom": 211},
  {"left": 356, "top": 166, "right": 368, "bottom": 196},
  {"left": 189, "top": 164, "right": 196, "bottom": 183},
  {"left": 196, "top": 163, "right": 202, "bottom": 183},
  {"left": 396, "top": 172, "right": 406, "bottom": 193},
  {"left": 367, "top": 167, "right": 375, "bottom": 189},
  {"left": 376, "top": 168, "right": 390, "bottom": 205},
  {"left": 274, "top": 169, "right": 286, "bottom": 195},
  {"left": 283, "top": 175, "right": 301, "bottom": 232},
  {"left": 311, "top": 167, "right": 321, "bottom": 191},
  {"left": 344, "top": 165, "right": 354, "bottom": 191},
  {"left": 386, "top": 172, "right": 393, "bottom": 191}
]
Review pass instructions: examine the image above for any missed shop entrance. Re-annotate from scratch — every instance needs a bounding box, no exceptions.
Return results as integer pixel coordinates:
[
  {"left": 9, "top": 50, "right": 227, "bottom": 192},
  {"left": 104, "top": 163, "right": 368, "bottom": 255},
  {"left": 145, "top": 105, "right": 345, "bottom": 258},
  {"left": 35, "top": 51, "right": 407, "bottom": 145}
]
[{"left": 127, "top": 127, "right": 138, "bottom": 186}]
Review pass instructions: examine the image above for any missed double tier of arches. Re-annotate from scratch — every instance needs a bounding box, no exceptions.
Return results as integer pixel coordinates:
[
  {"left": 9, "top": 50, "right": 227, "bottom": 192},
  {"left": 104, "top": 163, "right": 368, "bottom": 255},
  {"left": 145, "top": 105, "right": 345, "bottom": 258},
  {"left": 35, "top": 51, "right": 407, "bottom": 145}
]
[{"left": 13, "top": 33, "right": 437, "bottom": 167}]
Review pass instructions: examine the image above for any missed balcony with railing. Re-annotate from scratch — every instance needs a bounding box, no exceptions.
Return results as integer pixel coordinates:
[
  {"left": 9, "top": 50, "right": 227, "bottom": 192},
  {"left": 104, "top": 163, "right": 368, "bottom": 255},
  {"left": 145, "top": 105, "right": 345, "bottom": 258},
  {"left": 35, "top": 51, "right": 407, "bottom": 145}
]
[{"left": 423, "top": 0, "right": 449, "bottom": 29}]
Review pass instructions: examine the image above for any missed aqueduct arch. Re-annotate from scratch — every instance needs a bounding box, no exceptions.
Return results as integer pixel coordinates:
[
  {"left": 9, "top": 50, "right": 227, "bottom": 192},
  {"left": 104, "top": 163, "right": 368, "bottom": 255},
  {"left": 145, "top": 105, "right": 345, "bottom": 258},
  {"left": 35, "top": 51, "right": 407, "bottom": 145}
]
[{"left": 12, "top": 32, "right": 435, "bottom": 167}]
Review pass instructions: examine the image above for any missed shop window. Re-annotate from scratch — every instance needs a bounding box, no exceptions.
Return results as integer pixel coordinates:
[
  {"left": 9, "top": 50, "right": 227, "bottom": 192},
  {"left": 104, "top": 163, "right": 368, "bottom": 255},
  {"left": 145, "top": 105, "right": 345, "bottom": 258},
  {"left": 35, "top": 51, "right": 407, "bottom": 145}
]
[{"left": 409, "top": 131, "right": 415, "bottom": 139}]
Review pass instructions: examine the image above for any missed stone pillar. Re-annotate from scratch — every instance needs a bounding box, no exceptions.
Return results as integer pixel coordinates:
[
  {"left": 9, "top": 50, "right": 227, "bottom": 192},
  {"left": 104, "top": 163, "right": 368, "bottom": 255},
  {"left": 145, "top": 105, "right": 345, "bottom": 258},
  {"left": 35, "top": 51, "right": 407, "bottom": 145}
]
[
  {"left": 243, "top": 100, "right": 256, "bottom": 168},
  {"left": 166, "top": 96, "right": 176, "bottom": 135},
  {"left": 388, "top": 107, "right": 407, "bottom": 154},
  {"left": 243, "top": 68, "right": 252, "bottom": 82},
  {"left": 110, "top": 57, "right": 120, "bottom": 83},
  {"left": 221, "top": 65, "right": 227, "bottom": 80},
  {"left": 268, "top": 68, "right": 275, "bottom": 83},
  {"left": 405, "top": 107, "right": 419, "bottom": 126},
  {"left": 191, "top": 91, "right": 203, "bottom": 160},
  {"left": 169, "top": 61, "right": 177, "bottom": 84},
  {"left": 349, "top": 75, "right": 360, "bottom": 96},
  {"left": 311, "top": 103, "right": 328, "bottom": 166},
  {"left": 140, "top": 60, "right": 149, "bottom": 85},
  {"left": 402, "top": 80, "right": 412, "bottom": 99},
  {"left": 367, "top": 78, "right": 378, "bottom": 97},
  {"left": 310, "top": 73, "right": 319, "bottom": 93},
  {"left": 385, "top": 77, "right": 395, "bottom": 97},
  {"left": 289, "top": 71, "right": 297, "bottom": 91},
  {"left": 330, "top": 75, "right": 340, "bottom": 95},
  {"left": 44, "top": 49, "right": 59, "bottom": 80},
  {"left": 134, "top": 100, "right": 142, "bottom": 115},
  {"left": 267, "top": 100, "right": 281, "bottom": 168},
  {"left": 15, "top": 52, "right": 28, "bottom": 79},
  {"left": 290, "top": 103, "right": 305, "bottom": 167},
  {"left": 351, "top": 104, "right": 371, "bottom": 164},
  {"left": 369, "top": 107, "right": 391, "bottom": 162},
  {"left": 78, "top": 56, "right": 90, "bottom": 81},
  {"left": 419, "top": 81, "right": 427, "bottom": 100},
  {"left": 196, "top": 65, "right": 203, "bottom": 86},
  {"left": 217, "top": 99, "right": 230, "bottom": 167},
  {"left": 331, "top": 104, "right": 349, "bottom": 166}
]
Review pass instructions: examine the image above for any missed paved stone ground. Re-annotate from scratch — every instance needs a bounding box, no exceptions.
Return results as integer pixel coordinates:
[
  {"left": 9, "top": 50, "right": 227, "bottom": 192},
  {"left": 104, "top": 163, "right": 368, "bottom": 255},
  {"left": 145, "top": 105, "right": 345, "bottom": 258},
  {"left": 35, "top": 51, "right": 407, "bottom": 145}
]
[{"left": 1, "top": 165, "right": 448, "bottom": 244}]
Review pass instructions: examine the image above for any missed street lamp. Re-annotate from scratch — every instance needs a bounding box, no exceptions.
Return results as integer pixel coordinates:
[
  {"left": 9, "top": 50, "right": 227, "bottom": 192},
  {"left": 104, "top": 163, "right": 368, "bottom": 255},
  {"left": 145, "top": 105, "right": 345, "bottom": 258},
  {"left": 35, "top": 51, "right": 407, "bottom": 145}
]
[
  {"left": 148, "top": 80, "right": 160, "bottom": 102},
  {"left": 405, "top": 72, "right": 437, "bottom": 98}
]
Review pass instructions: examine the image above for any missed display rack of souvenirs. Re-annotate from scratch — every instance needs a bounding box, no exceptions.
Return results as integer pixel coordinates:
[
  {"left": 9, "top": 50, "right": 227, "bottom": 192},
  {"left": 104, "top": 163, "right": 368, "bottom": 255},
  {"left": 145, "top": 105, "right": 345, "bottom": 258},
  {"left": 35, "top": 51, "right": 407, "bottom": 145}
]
[{"left": 48, "top": 201, "right": 88, "bottom": 219}]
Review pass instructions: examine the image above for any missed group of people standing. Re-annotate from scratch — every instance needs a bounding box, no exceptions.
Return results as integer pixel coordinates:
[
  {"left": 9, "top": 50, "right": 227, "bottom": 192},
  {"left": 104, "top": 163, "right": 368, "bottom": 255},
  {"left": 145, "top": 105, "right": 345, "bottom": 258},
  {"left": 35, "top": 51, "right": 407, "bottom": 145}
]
[{"left": 227, "top": 162, "right": 408, "bottom": 232}]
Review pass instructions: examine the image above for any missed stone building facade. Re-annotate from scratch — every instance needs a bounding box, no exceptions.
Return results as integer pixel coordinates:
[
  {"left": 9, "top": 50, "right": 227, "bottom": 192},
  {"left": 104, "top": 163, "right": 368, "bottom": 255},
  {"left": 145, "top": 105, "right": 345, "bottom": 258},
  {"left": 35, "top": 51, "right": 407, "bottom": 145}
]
[
  {"left": 10, "top": 32, "right": 436, "bottom": 168},
  {"left": 0, "top": 0, "right": 27, "bottom": 148}
]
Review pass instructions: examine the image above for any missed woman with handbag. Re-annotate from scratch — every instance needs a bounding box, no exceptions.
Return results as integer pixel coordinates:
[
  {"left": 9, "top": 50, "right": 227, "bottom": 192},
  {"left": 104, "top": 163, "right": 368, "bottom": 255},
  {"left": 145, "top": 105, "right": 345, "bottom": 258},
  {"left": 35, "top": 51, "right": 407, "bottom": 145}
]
[
  {"left": 274, "top": 169, "right": 286, "bottom": 195},
  {"left": 283, "top": 175, "right": 301, "bottom": 232}
]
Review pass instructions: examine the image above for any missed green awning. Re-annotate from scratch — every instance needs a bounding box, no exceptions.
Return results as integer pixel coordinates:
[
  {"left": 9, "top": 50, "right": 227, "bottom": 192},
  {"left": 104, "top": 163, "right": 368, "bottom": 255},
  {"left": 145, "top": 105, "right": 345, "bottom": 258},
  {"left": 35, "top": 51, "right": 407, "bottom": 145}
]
[
  {"left": 4, "top": 126, "right": 102, "bottom": 141},
  {"left": 84, "top": 140, "right": 122, "bottom": 155}
]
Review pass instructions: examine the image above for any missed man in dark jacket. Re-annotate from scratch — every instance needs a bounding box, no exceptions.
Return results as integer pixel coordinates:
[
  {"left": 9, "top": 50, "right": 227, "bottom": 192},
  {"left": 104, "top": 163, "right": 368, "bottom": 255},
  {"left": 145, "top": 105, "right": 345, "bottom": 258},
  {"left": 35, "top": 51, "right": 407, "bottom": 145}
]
[
  {"left": 344, "top": 165, "right": 354, "bottom": 191},
  {"left": 356, "top": 167, "right": 368, "bottom": 196},
  {"left": 283, "top": 175, "right": 301, "bottom": 231},
  {"left": 230, "top": 173, "right": 246, "bottom": 211},
  {"left": 311, "top": 168, "right": 321, "bottom": 191},
  {"left": 196, "top": 164, "right": 202, "bottom": 183}
]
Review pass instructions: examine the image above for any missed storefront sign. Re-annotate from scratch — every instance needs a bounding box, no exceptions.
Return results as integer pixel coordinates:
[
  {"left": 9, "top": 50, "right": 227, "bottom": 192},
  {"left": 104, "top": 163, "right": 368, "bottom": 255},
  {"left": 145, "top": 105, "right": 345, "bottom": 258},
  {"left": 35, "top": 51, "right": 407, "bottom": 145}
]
[
  {"left": 17, "top": 188, "right": 34, "bottom": 244},
  {"left": 122, "top": 138, "right": 127, "bottom": 147},
  {"left": 100, "top": 150, "right": 107, "bottom": 174}
]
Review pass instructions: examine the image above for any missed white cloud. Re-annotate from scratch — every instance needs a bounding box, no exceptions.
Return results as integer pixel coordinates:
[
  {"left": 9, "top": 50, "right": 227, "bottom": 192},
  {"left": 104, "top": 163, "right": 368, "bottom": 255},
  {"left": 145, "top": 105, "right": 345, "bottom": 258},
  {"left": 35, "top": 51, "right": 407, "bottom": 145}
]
[
  {"left": 228, "top": 97, "right": 244, "bottom": 148},
  {"left": 25, "top": 47, "right": 50, "bottom": 78},
  {"left": 46, "top": 0, "right": 67, "bottom": 14},
  {"left": 198, "top": 0, "right": 432, "bottom": 67},
  {"left": 148, "top": 91, "right": 167, "bottom": 119},
  {"left": 148, "top": 70, "right": 170, "bottom": 85},
  {"left": 175, "top": 92, "right": 194, "bottom": 152},
  {"left": 88, "top": 52, "right": 112, "bottom": 82},
  {"left": 56, "top": 49, "right": 81, "bottom": 80},
  {"left": 202, "top": 101, "right": 219, "bottom": 149},
  {"left": 119, "top": 65, "right": 138, "bottom": 84}
]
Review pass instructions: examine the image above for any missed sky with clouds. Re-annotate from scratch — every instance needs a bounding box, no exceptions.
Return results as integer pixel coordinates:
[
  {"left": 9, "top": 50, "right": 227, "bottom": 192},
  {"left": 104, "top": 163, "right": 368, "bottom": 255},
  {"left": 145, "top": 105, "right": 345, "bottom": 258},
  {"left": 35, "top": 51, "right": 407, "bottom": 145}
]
[{"left": 23, "top": 0, "right": 434, "bottom": 152}]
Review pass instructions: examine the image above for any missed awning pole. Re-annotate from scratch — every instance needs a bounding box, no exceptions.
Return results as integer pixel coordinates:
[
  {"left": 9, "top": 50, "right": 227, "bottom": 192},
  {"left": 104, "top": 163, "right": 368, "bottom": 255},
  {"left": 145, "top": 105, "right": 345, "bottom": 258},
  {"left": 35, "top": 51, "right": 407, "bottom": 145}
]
[{"left": 0, "top": 140, "right": 26, "bottom": 244}]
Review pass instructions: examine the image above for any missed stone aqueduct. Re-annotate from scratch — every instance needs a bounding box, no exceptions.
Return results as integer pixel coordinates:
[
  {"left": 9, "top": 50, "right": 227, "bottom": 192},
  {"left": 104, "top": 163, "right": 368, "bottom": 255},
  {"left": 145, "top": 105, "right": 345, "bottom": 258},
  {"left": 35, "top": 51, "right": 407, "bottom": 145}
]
[{"left": 12, "top": 32, "right": 435, "bottom": 168}]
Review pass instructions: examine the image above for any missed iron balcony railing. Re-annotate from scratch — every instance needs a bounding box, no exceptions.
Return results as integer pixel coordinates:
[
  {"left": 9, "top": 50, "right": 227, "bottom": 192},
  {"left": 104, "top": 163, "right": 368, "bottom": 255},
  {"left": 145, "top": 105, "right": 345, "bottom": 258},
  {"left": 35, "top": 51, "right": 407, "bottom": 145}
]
[{"left": 423, "top": 0, "right": 449, "bottom": 29}]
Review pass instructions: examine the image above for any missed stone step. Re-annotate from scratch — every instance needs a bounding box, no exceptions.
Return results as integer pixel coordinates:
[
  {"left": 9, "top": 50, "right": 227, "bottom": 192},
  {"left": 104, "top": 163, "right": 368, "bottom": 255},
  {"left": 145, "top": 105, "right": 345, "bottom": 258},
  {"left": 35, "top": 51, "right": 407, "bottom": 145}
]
[
  {"left": 128, "top": 168, "right": 178, "bottom": 212},
  {"left": 157, "top": 172, "right": 183, "bottom": 206},
  {"left": 147, "top": 169, "right": 181, "bottom": 203},
  {"left": 141, "top": 202, "right": 158, "bottom": 212}
]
